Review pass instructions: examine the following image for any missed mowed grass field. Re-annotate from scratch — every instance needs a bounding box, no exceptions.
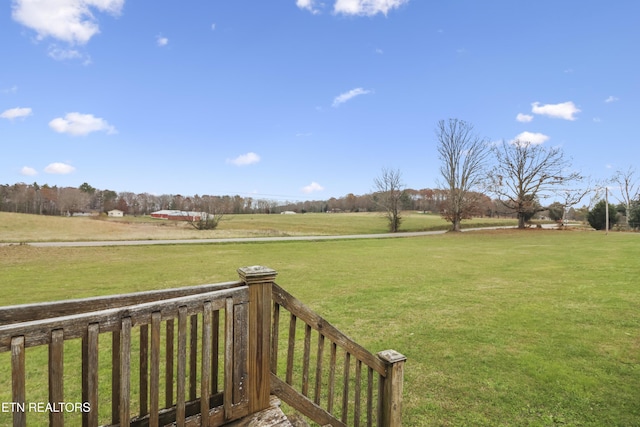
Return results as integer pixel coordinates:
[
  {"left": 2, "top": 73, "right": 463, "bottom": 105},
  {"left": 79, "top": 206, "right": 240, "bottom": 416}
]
[
  {"left": 1, "top": 218, "right": 639, "bottom": 426},
  {"left": 0, "top": 211, "right": 517, "bottom": 242}
]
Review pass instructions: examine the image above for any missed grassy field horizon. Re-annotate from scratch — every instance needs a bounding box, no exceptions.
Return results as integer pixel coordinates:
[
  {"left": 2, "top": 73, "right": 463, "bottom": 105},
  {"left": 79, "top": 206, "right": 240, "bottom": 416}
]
[{"left": 0, "top": 211, "right": 519, "bottom": 243}]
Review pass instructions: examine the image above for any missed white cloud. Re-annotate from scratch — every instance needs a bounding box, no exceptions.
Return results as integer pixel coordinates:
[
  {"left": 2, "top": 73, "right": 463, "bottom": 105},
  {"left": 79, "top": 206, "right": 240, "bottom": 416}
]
[
  {"left": 227, "top": 152, "right": 260, "bottom": 166},
  {"left": 332, "top": 87, "right": 372, "bottom": 107},
  {"left": 296, "top": 0, "right": 320, "bottom": 14},
  {"left": 44, "top": 162, "right": 76, "bottom": 174},
  {"left": 11, "top": 0, "right": 124, "bottom": 45},
  {"left": 1, "top": 107, "right": 32, "bottom": 120},
  {"left": 531, "top": 101, "right": 580, "bottom": 121},
  {"left": 375, "top": 48, "right": 384, "bottom": 54},
  {"left": 593, "top": 117, "right": 602, "bottom": 123},
  {"left": 48, "top": 45, "right": 84, "bottom": 61},
  {"left": 511, "top": 131, "right": 549, "bottom": 146},
  {"left": 302, "top": 182, "right": 324, "bottom": 194},
  {"left": 2, "top": 85, "right": 18, "bottom": 94},
  {"left": 49, "top": 112, "right": 116, "bottom": 136},
  {"left": 516, "top": 113, "right": 533, "bottom": 123},
  {"left": 20, "top": 166, "right": 38, "bottom": 176},
  {"left": 604, "top": 96, "right": 619, "bottom": 103},
  {"left": 156, "top": 35, "right": 169, "bottom": 47},
  {"left": 211, "top": 23, "right": 216, "bottom": 30},
  {"left": 333, "top": 0, "right": 408, "bottom": 16}
]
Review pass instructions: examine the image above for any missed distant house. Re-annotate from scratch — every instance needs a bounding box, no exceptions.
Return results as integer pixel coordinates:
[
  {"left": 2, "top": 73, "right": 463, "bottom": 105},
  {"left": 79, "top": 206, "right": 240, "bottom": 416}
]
[
  {"left": 280, "top": 211, "right": 297, "bottom": 215},
  {"left": 150, "top": 210, "right": 204, "bottom": 221},
  {"left": 108, "top": 209, "right": 124, "bottom": 217}
]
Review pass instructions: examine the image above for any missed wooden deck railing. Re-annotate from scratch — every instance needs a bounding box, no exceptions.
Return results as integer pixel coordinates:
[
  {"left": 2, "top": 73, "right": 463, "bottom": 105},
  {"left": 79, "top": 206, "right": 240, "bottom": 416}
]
[{"left": 0, "top": 266, "right": 405, "bottom": 427}]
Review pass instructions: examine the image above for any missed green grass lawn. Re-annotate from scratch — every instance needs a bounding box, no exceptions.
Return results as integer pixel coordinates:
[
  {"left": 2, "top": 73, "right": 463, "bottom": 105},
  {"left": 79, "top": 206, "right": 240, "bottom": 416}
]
[{"left": 1, "top": 229, "right": 639, "bottom": 425}]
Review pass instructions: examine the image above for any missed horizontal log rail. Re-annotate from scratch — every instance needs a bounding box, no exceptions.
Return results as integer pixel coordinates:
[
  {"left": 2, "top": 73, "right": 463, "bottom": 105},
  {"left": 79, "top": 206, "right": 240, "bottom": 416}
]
[{"left": 0, "top": 266, "right": 405, "bottom": 426}]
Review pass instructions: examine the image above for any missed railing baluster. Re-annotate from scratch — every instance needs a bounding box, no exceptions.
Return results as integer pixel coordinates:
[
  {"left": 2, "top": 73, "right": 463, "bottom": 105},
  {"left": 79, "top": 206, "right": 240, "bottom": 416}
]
[
  {"left": 120, "top": 317, "right": 132, "bottom": 427},
  {"left": 150, "top": 312, "right": 161, "bottom": 427},
  {"left": 367, "top": 366, "right": 374, "bottom": 427},
  {"left": 342, "top": 351, "right": 351, "bottom": 425},
  {"left": 177, "top": 307, "right": 187, "bottom": 426},
  {"left": 111, "top": 329, "right": 120, "bottom": 425},
  {"left": 302, "top": 324, "right": 311, "bottom": 397},
  {"left": 271, "top": 302, "right": 280, "bottom": 375},
  {"left": 234, "top": 301, "right": 248, "bottom": 404},
  {"left": 355, "top": 359, "right": 362, "bottom": 427},
  {"left": 224, "top": 298, "right": 234, "bottom": 420},
  {"left": 328, "top": 341, "right": 337, "bottom": 413},
  {"left": 211, "top": 310, "right": 219, "bottom": 395},
  {"left": 201, "top": 302, "right": 213, "bottom": 427},
  {"left": 82, "top": 323, "right": 99, "bottom": 427},
  {"left": 189, "top": 314, "right": 198, "bottom": 401},
  {"left": 140, "top": 324, "right": 149, "bottom": 417},
  {"left": 49, "top": 329, "right": 64, "bottom": 427},
  {"left": 165, "top": 319, "right": 174, "bottom": 408},
  {"left": 314, "top": 333, "right": 325, "bottom": 405},
  {"left": 11, "top": 336, "right": 26, "bottom": 427},
  {"left": 286, "top": 313, "right": 297, "bottom": 385}
]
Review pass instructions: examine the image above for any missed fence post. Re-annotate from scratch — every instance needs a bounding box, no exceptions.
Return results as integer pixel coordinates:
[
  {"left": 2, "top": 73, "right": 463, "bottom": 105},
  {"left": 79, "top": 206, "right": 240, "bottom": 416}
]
[
  {"left": 377, "top": 349, "right": 406, "bottom": 427},
  {"left": 238, "top": 266, "right": 278, "bottom": 414}
]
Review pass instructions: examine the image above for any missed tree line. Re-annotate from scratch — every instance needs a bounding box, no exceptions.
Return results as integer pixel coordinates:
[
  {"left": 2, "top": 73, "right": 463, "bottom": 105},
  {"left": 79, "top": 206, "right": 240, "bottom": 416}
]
[
  {"left": 374, "top": 119, "right": 639, "bottom": 232},
  {"left": 0, "top": 180, "right": 518, "bottom": 218}
]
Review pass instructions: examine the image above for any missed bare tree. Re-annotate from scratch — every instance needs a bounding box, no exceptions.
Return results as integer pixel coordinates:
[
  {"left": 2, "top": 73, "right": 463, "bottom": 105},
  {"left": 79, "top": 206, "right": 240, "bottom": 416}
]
[
  {"left": 185, "top": 196, "right": 225, "bottom": 230},
  {"left": 373, "top": 168, "right": 405, "bottom": 232},
  {"left": 436, "top": 119, "right": 490, "bottom": 231},
  {"left": 611, "top": 166, "right": 639, "bottom": 229},
  {"left": 489, "top": 140, "right": 581, "bottom": 229},
  {"left": 556, "top": 178, "right": 593, "bottom": 226}
]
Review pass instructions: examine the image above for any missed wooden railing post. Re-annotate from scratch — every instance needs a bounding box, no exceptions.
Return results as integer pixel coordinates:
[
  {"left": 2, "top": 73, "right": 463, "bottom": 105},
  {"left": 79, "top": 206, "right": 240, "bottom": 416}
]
[
  {"left": 238, "top": 266, "right": 277, "bottom": 414},
  {"left": 377, "top": 349, "right": 406, "bottom": 427}
]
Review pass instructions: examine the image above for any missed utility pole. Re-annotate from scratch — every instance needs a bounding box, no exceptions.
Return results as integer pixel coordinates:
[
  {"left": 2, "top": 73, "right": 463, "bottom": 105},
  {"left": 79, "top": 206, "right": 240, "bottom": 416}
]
[{"left": 605, "top": 187, "right": 609, "bottom": 235}]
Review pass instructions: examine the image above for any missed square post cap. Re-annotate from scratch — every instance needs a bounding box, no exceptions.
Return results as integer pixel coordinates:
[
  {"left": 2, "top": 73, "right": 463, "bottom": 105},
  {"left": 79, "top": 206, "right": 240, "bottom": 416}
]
[{"left": 237, "top": 266, "right": 278, "bottom": 284}]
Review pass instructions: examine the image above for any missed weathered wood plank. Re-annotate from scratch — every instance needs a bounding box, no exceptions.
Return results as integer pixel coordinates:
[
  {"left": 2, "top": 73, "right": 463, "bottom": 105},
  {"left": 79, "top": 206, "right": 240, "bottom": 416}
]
[
  {"left": 48, "top": 329, "right": 64, "bottom": 427},
  {"left": 0, "top": 287, "right": 247, "bottom": 352},
  {"left": 0, "top": 281, "right": 244, "bottom": 325},
  {"left": 111, "top": 330, "right": 120, "bottom": 424},
  {"left": 140, "top": 324, "right": 149, "bottom": 416},
  {"left": 328, "top": 341, "right": 337, "bottom": 414},
  {"left": 378, "top": 350, "right": 406, "bottom": 427},
  {"left": 302, "top": 324, "right": 311, "bottom": 397},
  {"left": 272, "top": 283, "right": 386, "bottom": 376},
  {"left": 241, "top": 266, "right": 274, "bottom": 414},
  {"left": 270, "top": 302, "right": 280, "bottom": 375},
  {"left": 355, "top": 359, "right": 362, "bottom": 427},
  {"left": 234, "top": 302, "right": 248, "bottom": 404},
  {"left": 149, "top": 312, "right": 161, "bottom": 427},
  {"left": 120, "top": 317, "right": 132, "bottom": 427},
  {"left": 224, "top": 298, "right": 234, "bottom": 421},
  {"left": 82, "top": 323, "right": 99, "bottom": 427},
  {"left": 211, "top": 310, "right": 219, "bottom": 395},
  {"left": 367, "top": 366, "right": 374, "bottom": 427},
  {"left": 271, "top": 374, "right": 346, "bottom": 427},
  {"left": 189, "top": 314, "right": 198, "bottom": 401},
  {"left": 314, "top": 333, "right": 325, "bottom": 406},
  {"left": 177, "top": 307, "right": 188, "bottom": 426},
  {"left": 286, "top": 313, "right": 296, "bottom": 385},
  {"left": 11, "top": 336, "right": 25, "bottom": 427},
  {"left": 201, "top": 302, "right": 212, "bottom": 427},
  {"left": 342, "top": 351, "right": 351, "bottom": 424},
  {"left": 165, "top": 318, "right": 174, "bottom": 408}
]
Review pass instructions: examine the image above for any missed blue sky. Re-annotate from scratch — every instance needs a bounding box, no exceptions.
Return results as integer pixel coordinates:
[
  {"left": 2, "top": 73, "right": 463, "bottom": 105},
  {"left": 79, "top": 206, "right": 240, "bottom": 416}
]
[{"left": 1, "top": 0, "right": 638, "bottom": 202}]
